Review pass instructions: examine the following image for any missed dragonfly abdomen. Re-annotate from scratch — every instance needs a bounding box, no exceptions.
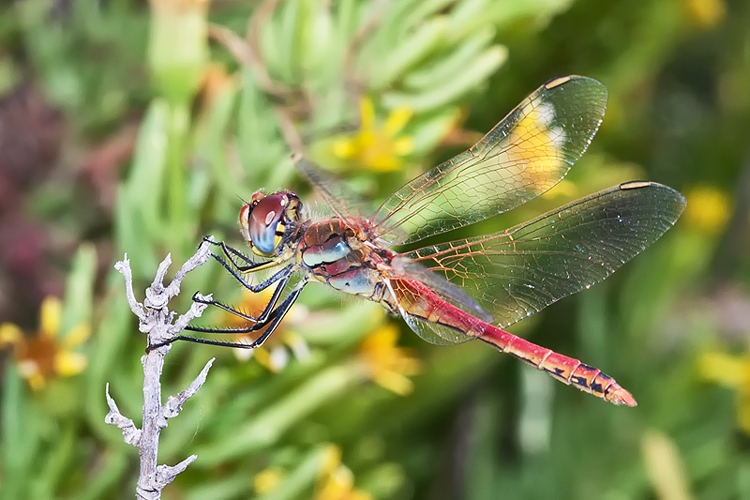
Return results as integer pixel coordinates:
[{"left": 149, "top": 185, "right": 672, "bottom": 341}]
[
  {"left": 393, "top": 278, "right": 636, "bottom": 405},
  {"left": 477, "top": 326, "right": 637, "bottom": 406}
]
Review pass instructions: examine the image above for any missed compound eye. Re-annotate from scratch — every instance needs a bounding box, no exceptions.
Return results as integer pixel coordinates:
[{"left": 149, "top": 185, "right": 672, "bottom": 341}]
[{"left": 249, "top": 194, "right": 285, "bottom": 255}]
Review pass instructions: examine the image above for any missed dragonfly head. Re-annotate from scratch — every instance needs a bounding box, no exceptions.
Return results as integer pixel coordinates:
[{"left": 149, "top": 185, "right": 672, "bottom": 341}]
[{"left": 240, "top": 190, "right": 302, "bottom": 257}]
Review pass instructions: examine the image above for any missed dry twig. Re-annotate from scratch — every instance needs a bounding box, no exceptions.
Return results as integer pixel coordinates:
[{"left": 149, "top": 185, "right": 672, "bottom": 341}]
[{"left": 106, "top": 240, "right": 215, "bottom": 499}]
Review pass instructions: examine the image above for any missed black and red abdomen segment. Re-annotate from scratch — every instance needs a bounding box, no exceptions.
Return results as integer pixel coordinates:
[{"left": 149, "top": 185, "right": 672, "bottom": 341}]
[
  {"left": 478, "top": 327, "right": 636, "bottom": 406},
  {"left": 299, "top": 220, "right": 380, "bottom": 296}
]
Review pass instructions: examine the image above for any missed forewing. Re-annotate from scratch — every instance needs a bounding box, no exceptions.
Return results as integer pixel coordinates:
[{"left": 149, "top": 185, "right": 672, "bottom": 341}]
[
  {"left": 401, "top": 182, "right": 685, "bottom": 328},
  {"left": 293, "top": 153, "right": 364, "bottom": 223},
  {"left": 373, "top": 76, "right": 608, "bottom": 245}
]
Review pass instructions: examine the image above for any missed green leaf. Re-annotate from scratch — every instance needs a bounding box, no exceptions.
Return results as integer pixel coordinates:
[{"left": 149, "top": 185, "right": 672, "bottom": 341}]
[
  {"left": 408, "top": 107, "right": 461, "bottom": 156},
  {"left": 369, "top": 17, "right": 448, "bottom": 90},
  {"left": 193, "top": 82, "right": 238, "bottom": 217},
  {"left": 32, "top": 425, "right": 76, "bottom": 498},
  {"left": 116, "top": 100, "right": 170, "bottom": 276},
  {"left": 402, "top": 0, "right": 458, "bottom": 31},
  {"left": 446, "top": 0, "right": 494, "bottom": 39},
  {"left": 334, "top": 0, "right": 360, "bottom": 43},
  {"left": 488, "top": 0, "right": 576, "bottom": 29},
  {"left": 359, "top": 463, "right": 407, "bottom": 498},
  {"left": 148, "top": 4, "right": 209, "bottom": 104},
  {"left": 403, "top": 27, "right": 496, "bottom": 91},
  {"left": 60, "top": 243, "right": 97, "bottom": 336},
  {"left": 236, "top": 70, "right": 287, "bottom": 188},
  {"left": 298, "top": 300, "right": 383, "bottom": 346},
  {"left": 382, "top": 45, "right": 507, "bottom": 112},
  {"left": 276, "top": 0, "right": 303, "bottom": 83},
  {"left": 184, "top": 474, "right": 257, "bottom": 500},
  {"left": 1, "top": 364, "right": 36, "bottom": 500},
  {"left": 85, "top": 278, "right": 136, "bottom": 442},
  {"left": 299, "top": 0, "right": 336, "bottom": 80},
  {"left": 75, "top": 451, "right": 131, "bottom": 500},
  {"left": 194, "top": 364, "right": 362, "bottom": 465},
  {"left": 255, "top": 445, "right": 329, "bottom": 500}
]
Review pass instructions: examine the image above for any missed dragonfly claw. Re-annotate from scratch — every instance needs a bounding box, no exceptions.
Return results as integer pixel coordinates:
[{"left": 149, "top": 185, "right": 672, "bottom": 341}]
[{"left": 202, "top": 235, "right": 220, "bottom": 246}]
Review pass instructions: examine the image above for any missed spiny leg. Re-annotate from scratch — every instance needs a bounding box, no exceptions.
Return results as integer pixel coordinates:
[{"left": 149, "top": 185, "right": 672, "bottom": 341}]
[
  {"left": 149, "top": 279, "right": 307, "bottom": 350},
  {"left": 210, "top": 257, "right": 294, "bottom": 294},
  {"left": 214, "top": 239, "right": 258, "bottom": 270},
  {"left": 203, "top": 236, "right": 276, "bottom": 273},
  {"left": 190, "top": 269, "right": 292, "bottom": 326}
]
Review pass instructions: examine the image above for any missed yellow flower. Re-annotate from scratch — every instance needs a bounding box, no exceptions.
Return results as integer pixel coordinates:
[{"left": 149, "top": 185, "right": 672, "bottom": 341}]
[
  {"left": 224, "top": 288, "right": 310, "bottom": 372},
  {"left": 683, "top": 185, "right": 731, "bottom": 235},
  {"left": 0, "top": 297, "right": 90, "bottom": 391},
  {"left": 315, "top": 445, "right": 372, "bottom": 500},
  {"left": 253, "top": 466, "right": 285, "bottom": 495},
  {"left": 683, "top": 0, "right": 725, "bottom": 29},
  {"left": 332, "top": 97, "right": 414, "bottom": 172},
  {"left": 358, "top": 323, "right": 421, "bottom": 396},
  {"left": 699, "top": 350, "right": 750, "bottom": 433}
]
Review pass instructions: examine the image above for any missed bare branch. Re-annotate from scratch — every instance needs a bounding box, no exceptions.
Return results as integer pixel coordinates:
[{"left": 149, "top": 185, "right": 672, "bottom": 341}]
[
  {"left": 165, "top": 241, "right": 212, "bottom": 300},
  {"left": 152, "top": 254, "right": 172, "bottom": 289},
  {"left": 106, "top": 242, "right": 215, "bottom": 498},
  {"left": 169, "top": 294, "right": 211, "bottom": 335},
  {"left": 136, "top": 455, "right": 197, "bottom": 500},
  {"left": 163, "top": 358, "right": 215, "bottom": 419},
  {"left": 114, "top": 255, "right": 146, "bottom": 321},
  {"left": 104, "top": 383, "right": 141, "bottom": 446},
  {"left": 208, "top": 24, "right": 254, "bottom": 69}
]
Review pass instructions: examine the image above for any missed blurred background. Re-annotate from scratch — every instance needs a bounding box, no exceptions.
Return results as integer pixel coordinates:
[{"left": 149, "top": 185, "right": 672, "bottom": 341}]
[{"left": 0, "top": 0, "right": 748, "bottom": 498}]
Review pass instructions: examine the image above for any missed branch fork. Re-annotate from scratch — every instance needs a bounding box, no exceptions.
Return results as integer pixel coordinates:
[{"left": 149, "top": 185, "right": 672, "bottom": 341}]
[{"left": 106, "top": 240, "right": 216, "bottom": 499}]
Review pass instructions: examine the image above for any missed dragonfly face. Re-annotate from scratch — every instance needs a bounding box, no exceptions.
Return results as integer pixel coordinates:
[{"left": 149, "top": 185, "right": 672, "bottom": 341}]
[
  {"left": 168, "top": 75, "right": 686, "bottom": 407},
  {"left": 239, "top": 190, "right": 302, "bottom": 257}
]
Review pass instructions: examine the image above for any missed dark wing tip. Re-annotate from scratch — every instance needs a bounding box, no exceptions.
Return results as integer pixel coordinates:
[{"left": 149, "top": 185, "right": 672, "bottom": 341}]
[
  {"left": 543, "top": 75, "right": 608, "bottom": 98},
  {"left": 619, "top": 180, "right": 687, "bottom": 223}
]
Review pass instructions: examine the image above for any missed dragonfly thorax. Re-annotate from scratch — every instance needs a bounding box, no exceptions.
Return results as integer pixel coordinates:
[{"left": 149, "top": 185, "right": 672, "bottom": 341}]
[{"left": 240, "top": 190, "right": 302, "bottom": 257}]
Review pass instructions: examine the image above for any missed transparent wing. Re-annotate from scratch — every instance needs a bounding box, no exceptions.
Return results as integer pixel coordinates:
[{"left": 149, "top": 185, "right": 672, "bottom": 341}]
[
  {"left": 373, "top": 76, "right": 608, "bottom": 245},
  {"left": 292, "top": 153, "right": 364, "bottom": 224},
  {"left": 387, "top": 276, "right": 483, "bottom": 345},
  {"left": 401, "top": 307, "right": 470, "bottom": 345},
  {"left": 399, "top": 182, "right": 685, "bottom": 333},
  {"left": 385, "top": 264, "right": 493, "bottom": 345}
]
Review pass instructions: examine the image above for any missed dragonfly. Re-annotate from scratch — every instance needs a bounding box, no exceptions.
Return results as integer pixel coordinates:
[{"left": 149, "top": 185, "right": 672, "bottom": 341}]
[{"left": 162, "top": 75, "right": 685, "bottom": 406}]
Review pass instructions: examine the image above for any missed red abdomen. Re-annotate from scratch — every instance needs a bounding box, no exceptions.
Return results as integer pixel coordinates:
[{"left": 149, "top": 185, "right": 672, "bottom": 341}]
[{"left": 395, "top": 278, "right": 636, "bottom": 406}]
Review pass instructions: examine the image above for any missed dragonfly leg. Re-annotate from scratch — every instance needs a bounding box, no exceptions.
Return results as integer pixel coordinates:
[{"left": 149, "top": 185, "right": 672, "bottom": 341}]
[
  {"left": 190, "top": 269, "right": 292, "bottom": 325},
  {"left": 213, "top": 240, "right": 258, "bottom": 269},
  {"left": 148, "top": 279, "right": 307, "bottom": 351},
  {"left": 205, "top": 237, "right": 278, "bottom": 273},
  {"left": 202, "top": 237, "right": 254, "bottom": 266},
  {"left": 211, "top": 255, "right": 294, "bottom": 294}
]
